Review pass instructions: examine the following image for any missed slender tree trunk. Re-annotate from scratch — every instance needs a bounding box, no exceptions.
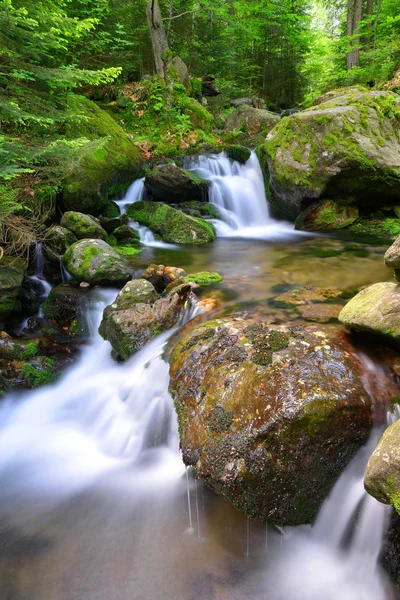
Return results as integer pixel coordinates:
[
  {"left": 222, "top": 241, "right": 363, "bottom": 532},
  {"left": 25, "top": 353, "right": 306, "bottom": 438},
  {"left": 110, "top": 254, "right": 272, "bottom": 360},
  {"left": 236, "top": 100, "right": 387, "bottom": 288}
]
[
  {"left": 365, "top": 0, "right": 374, "bottom": 48},
  {"left": 145, "top": 0, "right": 170, "bottom": 79},
  {"left": 347, "top": 0, "right": 362, "bottom": 69}
]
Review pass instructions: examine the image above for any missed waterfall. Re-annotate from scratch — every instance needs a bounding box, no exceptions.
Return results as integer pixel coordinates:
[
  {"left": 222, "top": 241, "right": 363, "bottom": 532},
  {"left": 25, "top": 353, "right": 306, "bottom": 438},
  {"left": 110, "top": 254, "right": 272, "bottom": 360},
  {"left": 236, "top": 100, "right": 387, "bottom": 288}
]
[{"left": 183, "top": 151, "right": 297, "bottom": 239}]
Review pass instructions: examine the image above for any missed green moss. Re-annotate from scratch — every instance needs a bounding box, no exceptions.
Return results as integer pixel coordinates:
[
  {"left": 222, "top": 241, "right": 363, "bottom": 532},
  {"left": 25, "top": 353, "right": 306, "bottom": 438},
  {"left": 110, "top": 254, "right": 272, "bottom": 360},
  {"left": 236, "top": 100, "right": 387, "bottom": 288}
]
[
  {"left": 114, "top": 246, "right": 143, "bottom": 256},
  {"left": 7, "top": 342, "right": 39, "bottom": 361},
  {"left": 225, "top": 145, "right": 251, "bottom": 164},
  {"left": 21, "top": 359, "right": 56, "bottom": 388},
  {"left": 183, "top": 271, "right": 223, "bottom": 286},
  {"left": 127, "top": 201, "right": 215, "bottom": 244},
  {"left": 102, "top": 203, "right": 120, "bottom": 218}
]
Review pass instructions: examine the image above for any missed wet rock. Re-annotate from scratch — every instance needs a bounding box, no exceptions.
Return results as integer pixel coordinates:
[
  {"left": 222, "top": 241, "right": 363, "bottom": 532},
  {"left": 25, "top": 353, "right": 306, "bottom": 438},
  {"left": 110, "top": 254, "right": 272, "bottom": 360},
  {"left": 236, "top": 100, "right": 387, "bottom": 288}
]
[
  {"left": 44, "top": 226, "right": 77, "bottom": 259},
  {"left": 141, "top": 264, "right": 187, "bottom": 293},
  {"left": 99, "top": 279, "right": 193, "bottom": 360},
  {"left": 144, "top": 164, "right": 210, "bottom": 204},
  {"left": 112, "top": 224, "right": 140, "bottom": 246},
  {"left": 365, "top": 420, "right": 400, "bottom": 512},
  {"left": 62, "top": 239, "right": 132, "bottom": 285},
  {"left": 126, "top": 201, "right": 215, "bottom": 245},
  {"left": 60, "top": 211, "right": 107, "bottom": 240},
  {"left": 380, "top": 511, "right": 400, "bottom": 586},
  {"left": 43, "top": 283, "right": 91, "bottom": 329},
  {"left": 169, "top": 316, "right": 378, "bottom": 525},
  {"left": 339, "top": 282, "right": 400, "bottom": 344},
  {"left": 99, "top": 214, "right": 129, "bottom": 234},
  {"left": 295, "top": 200, "right": 359, "bottom": 231},
  {"left": 259, "top": 89, "right": 400, "bottom": 220},
  {"left": 384, "top": 236, "right": 400, "bottom": 281},
  {"left": 0, "top": 258, "right": 25, "bottom": 321},
  {"left": 183, "top": 272, "right": 223, "bottom": 287},
  {"left": 180, "top": 201, "right": 221, "bottom": 220},
  {"left": 225, "top": 145, "right": 252, "bottom": 164},
  {"left": 224, "top": 105, "right": 280, "bottom": 137}
]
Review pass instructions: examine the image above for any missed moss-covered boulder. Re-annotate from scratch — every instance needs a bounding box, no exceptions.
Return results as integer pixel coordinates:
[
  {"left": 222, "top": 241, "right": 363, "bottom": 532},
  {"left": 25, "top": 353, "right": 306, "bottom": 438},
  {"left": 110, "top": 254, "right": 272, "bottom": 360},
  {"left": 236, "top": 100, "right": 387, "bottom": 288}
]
[
  {"left": 183, "top": 271, "right": 223, "bottom": 286},
  {"left": 0, "top": 258, "right": 25, "bottom": 322},
  {"left": 43, "top": 283, "right": 91, "bottom": 335},
  {"left": 126, "top": 201, "right": 215, "bottom": 244},
  {"left": 180, "top": 201, "right": 221, "bottom": 219},
  {"left": 111, "top": 224, "right": 140, "bottom": 246},
  {"left": 339, "top": 282, "right": 400, "bottom": 343},
  {"left": 44, "top": 226, "right": 77, "bottom": 260},
  {"left": 365, "top": 420, "right": 400, "bottom": 514},
  {"left": 224, "top": 105, "right": 280, "bottom": 139},
  {"left": 294, "top": 200, "right": 359, "bottom": 231},
  {"left": 260, "top": 89, "right": 400, "bottom": 220},
  {"left": 99, "top": 279, "right": 193, "bottom": 360},
  {"left": 62, "top": 239, "right": 132, "bottom": 285},
  {"left": 225, "top": 145, "right": 252, "bottom": 164},
  {"left": 60, "top": 211, "right": 107, "bottom": 240},
  {"left": 144, "top": 164, "right": 210, "bottom": 204},
  {"left": 62, "top": 96, "right": 146, "bottom": 214},
  {"left": 169, "top": 317, "right": 379, "bottom": 525}
]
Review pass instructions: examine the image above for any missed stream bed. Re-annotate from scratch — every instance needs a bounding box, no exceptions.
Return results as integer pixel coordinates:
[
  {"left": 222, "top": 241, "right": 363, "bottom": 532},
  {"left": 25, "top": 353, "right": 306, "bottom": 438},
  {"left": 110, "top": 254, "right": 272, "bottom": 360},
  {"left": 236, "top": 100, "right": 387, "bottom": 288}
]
[{"left": 0, "top": 152, "right": 399, "bottom": 599}]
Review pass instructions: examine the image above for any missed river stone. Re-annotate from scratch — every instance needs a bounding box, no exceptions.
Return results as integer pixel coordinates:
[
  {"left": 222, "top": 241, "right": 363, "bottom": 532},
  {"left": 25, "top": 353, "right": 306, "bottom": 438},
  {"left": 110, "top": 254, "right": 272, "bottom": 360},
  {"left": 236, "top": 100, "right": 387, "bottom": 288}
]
[
  {"left": 224, "top": 105, "right": 280, "bottom": 137},
  {"left": 169, "top": 316, "right": 376, "bottom": 526},
  {"left": 62, "top": 239, "right": 131, "bottom": 285},
  {"left": 144, "top": 164, "right": 210, "bottom": 204},
  {"left": 112, "top": 224, "right": 140, "bottom": 246},
  {"left": 294, "top": 200, "right": 359, "bottom": 231},
  {"left": 225, "top": 145, "right": 252, "bottom": 164},
  {"left": 126, "top": 201, "right": 215, "bottom": 244},
  {"left": 44, "top": 226, "right": 77, "bottom": 256},
  {"left": 60, "top": 211, "right": 107, "bottom": 241},
  {"left": 268, "top": 286, "right": 345, "bottom": 323},
  {"left": 141, "top": 264, "right": 187, "bottom": 293},
  {"left": 259, "top": 89, "right": 400, "bottom": 220},
  {"left": 365, "top": 420, "right": 400, "bottom": 513},
  {"left": 99, "top": 279, "right": 192, "bottom": 360},
  {"left": 339, "top": 282, "right": 400, "bottom": 343},
  {"left": 99, "top": 214, "right": 129, "bottom": 234},
  {"left": 43, "top": 283, "right": 91, "bottom": 327}
]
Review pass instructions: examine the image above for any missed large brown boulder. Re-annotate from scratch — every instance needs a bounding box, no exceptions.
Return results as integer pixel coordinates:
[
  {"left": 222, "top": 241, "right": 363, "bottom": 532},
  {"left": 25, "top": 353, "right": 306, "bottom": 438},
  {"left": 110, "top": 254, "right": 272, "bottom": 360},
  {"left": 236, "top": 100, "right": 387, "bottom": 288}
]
[
  {"left": 169, "top": 315, "right": 386, "bottom": 525},
  {"left": 224, "top": 105, "right": 280, "bottom": 138}
]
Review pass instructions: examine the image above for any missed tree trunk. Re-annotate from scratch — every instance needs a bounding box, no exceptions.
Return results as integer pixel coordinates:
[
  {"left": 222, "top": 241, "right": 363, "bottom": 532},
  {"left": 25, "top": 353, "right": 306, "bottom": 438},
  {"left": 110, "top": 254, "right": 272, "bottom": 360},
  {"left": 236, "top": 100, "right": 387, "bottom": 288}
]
[
  {"left": 145, "top": 0, "right": 170, "bottom": 79},
  {"left": 347, "top": 0, "right": 362, "bottom": 69},
  {"left": 365, "top": 0, "right": 374, "bottom": 48}
]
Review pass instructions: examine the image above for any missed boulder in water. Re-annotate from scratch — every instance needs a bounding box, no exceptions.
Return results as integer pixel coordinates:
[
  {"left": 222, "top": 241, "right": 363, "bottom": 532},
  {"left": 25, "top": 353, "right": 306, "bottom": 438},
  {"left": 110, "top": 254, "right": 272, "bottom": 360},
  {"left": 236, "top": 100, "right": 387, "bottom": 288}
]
[
  {"left": 339, "top": 282, "right": 400, "bottom": 344},
  {"left": 169, "top": 316, "right": 377, "bottom": 525},
  {"left": 43, "top": 283, "right": 91, "bottom": 335},
  {"left": 225, "top": 145, "right": 252, "bottom": 164},
  {"left": 365, "top": 419, "right": 400, "bottom": 513},
  {"left": 60, "top": 211, "right": 107, "bottom": 241},
  {"left": 144, "top": 164, "right": 210, "bottom": 204},
  {"left": 126, "top": 201, "right": 215, "bottom": 244},
  {"left": 259, "top": 89, "right": 400, "bottom": 220},
  {"left": 294, "top": 200, "right": 359, "bottom": 231},
  {"left": 99, "top": 279, "right": 193, "bottom": 360},
  {"left": 111, "top": 224, "right": 140, "bottom": 246},
  {"left": 99, "top": 214, "right": 129, "bottom": 234},
  {"left": 141, "top": 264, "right": 187, "bottom": 293},
  {"left": 62, "top": 239, "right": 132, "bottom": 285},
  {"left": 44, "top": 226, "right": 77, "bottom": 258}
]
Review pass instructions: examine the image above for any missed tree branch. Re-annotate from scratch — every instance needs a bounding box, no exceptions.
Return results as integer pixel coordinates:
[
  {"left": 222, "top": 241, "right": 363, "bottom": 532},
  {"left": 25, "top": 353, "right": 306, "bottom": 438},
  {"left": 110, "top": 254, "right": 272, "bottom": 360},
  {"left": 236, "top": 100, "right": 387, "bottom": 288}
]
[{"left": 168, "top": 9, "right": 201, "bottom": 21}]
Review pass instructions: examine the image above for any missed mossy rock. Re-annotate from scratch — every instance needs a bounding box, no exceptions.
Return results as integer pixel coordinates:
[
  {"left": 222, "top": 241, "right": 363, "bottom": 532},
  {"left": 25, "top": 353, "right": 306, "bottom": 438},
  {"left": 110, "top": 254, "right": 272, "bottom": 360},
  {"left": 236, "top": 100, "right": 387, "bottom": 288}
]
[
  {"left": 112, "top": 224, "right": 140, "bottom": 246},
  {"left": 365, "top": 420, "right": 400, "bottom": 514},
  {"left": 0, "top": 258, "right": 25, "bottom": 321},
  {"left": 144, "top": 164, "right": 210, "bottom": 204},
  {"left": 62, "top": 239, "right": 132, "bottom": 285},
  {"left": 339, "top": 282, "right": 400, "bottom": 343},
  {"left": 183, "top": 271, "right": 223, "bottom": 286},
  {"left": 180, "top": 201, "right": 221, "bottom": 219},
  {"left": 60, "top": 211, "right": 107, "bottom": 240},
  {"left": 99, "top": 279, "right": 192, "bottom": 360},
  {"left": 169, "top": 316, "right": 377, "bottom": 525},
  {"left": 225, "top": 145, "right": 251, "bottom": 164},
  {"left": 347, "top": 216, "right": 400, "bottom": 239},
  {"left": 260, "top": 89, "right": 400, "bottom": 220},
  {"left": 44, "top": 226, "right": 77, "bottom": 257},
  {"left": 224, "top": 105, "right": 280, "bottom": 139},
  {"left": 62, "top": 96, "right": 146, "bottom": 214},
  {"left": 295, "top": 200, "right": 359, "bottom": 231},
  {"left": 43, "top": 283, "right": 91, "bottom": 328},
  {"left": 126, "top": 201, "right": 215, "bottom": 244}
]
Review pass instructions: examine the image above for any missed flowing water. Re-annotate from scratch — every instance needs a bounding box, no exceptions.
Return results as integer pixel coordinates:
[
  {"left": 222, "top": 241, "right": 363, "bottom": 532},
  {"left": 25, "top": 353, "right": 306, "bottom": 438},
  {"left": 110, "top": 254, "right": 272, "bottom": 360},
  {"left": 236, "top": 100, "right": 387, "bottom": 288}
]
[{"left": 0, "top": 153, "right": 399, "bottom": 599}]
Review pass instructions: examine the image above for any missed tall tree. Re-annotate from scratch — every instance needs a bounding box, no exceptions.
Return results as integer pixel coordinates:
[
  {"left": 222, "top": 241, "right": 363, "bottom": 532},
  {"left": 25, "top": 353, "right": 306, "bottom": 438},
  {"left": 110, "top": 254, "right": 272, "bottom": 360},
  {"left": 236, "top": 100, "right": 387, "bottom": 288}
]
[
  {"left": 145, "top": 0, "right": 171, "bottom": 79},
  {"left": 347, "top": 0, "right": 363, "bottom": 68}
]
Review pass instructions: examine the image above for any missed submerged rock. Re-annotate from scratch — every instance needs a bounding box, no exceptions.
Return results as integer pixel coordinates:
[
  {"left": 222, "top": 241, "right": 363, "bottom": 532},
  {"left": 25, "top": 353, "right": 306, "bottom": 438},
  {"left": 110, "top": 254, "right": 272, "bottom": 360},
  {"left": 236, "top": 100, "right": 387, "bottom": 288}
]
[
  {"left": 144, "top": 164, "right": 210, "bottom": 204},
  {"left": 126, "top": 201, "right": 215, "bottom": 244},
  {"left": 294, "top": 200, "right": 359, "bottom": 231},
  {"left": 99, "top": 279, "right": 193, "bottom": 360},
  {"left": 60, "top": 211, "right": 107, "bottom": 241},
  {"left": 339, "top": 282, "right": 400, "bottom": 344},
  {"left": 269, "top": 286, "right": 346, "bottom": 323},
  {"left": 260, "top": 89, "right": 400, "bottom": 220},
  {"left": 62, "top": 239, "right": 132, "bottom": 285},
  {"left": 169, "top": 316, "right": 376, "bottom": 525}
]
